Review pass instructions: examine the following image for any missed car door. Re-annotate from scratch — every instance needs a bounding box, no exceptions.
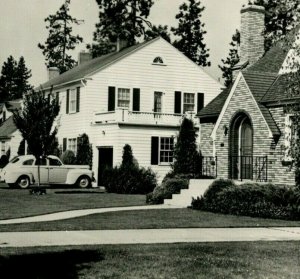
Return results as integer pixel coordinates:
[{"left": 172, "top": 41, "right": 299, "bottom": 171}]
[
  {"left": 48, "top": 157, "right": 68, "bottom": 184},
  {"left": 33, "top": 157, "right": 49, "bottom": 184}
]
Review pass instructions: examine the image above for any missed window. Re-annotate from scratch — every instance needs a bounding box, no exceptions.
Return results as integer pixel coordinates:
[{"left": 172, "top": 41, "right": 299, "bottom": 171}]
[
  {"left": 154, "top": 92, "right": 162, "bottom": 113},
  {"left": 1, "top": 141, "right": 5, "bottom": 156},
  {"left": 284, "top": 114, "right": 297, "bottom": 160},
  {"left": 153, "top": 56, "right": 164, "bottom": 64},
  {"left": 183, "top": 93, "right": 195, "bottom": 113},
  {"left": 160, "top": 137, "right": 174, "bottom": 163},
  {"left": 68, "top": 138, "right": 77, "bottom": 154},
  {"left": 35, "top": 158, "right": 47, "bottom": 166},
  {"left": 69, "top": 89, "right": 77, "bottom": 113},
  {"left": 23, "top": 159, "right": 34, "bottom": 166},
  {"left": 118, "top": 88, "right": 130, "bottom": 108},
  {"left": 49, "top": 157, "right": 62, "bottom": 166}
]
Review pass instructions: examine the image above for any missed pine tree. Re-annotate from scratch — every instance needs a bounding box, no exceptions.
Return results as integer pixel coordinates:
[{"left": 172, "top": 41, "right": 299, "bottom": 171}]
[
  {"left": 0, "top": 56, "right": 17, "bottom": 102},
  {"left": 88, "top": 0, "right": 154, "bottom": 58},
  {"left": 249, "top": 0, "right": 299, "bottom": 51},
  {"left": 144, "top": 25, "right": 171, "bottom": 42},
  {"left": 121, "top": 144, "right": 134, "bottom": 168},
  {"left": 172, "top": 117, "right": 199, "bottom": 175},
  {"left": 38, "top": 0, "right": 83, "bottom": 74},
  {"left": 76, "top": 133, "right": 93, "bottom": 169},
  {"left": 219, "top": 29, "right": 240, "bottom": 87},
  {"left": 171, "top": 0, "right": 210, "bottom": 67}
]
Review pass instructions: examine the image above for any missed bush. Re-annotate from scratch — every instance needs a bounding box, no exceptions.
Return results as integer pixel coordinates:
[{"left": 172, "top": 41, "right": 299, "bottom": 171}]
[
  {"left": 61, "top": 150, "right": 76, "bottom": 164},
  {"left": 0, "top": 155, "right": 9, "bottom": 168},
  {"left": 191, "top": 179, "right": 300, "bottom": 220},
  {"left": 147, "top": 177, "right": 189, "bottom": 204},
  {"left": 76, "top": 133, "right": 93, "bottom": 169},
  {"left": 102, "top": 165, "right": 157, "bottom": 194}
]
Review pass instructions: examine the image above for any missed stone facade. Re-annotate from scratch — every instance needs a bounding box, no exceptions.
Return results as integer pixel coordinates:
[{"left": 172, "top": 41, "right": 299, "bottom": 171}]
[{"left": 200, "top": 122, "right": 215, "bottom": 156}]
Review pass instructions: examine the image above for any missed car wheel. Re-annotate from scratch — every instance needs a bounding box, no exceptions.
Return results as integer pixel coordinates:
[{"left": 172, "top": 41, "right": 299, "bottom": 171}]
[
  {"left": 76, "top": 176, "right": 91, "bottom": 188},
  {"left": 17, "top": 176, "right": 30, "bottom": 189}
]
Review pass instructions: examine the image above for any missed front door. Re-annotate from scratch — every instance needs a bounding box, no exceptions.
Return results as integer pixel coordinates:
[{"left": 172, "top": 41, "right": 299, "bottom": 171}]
[{"left": 98, "top": 147, "right": 113, "bottom": 186}]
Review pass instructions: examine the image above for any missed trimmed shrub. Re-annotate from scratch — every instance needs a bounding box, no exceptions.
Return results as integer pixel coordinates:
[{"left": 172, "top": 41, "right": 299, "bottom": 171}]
[
  {"left": 76, "top": 133, "right": 93, "bottom": 169},
  {"left": 102, "top": 165, "right": 157, "bottom": 194},
  {"left": 191, "top": 179, "right": 300, "bottom": 220},
  {"left": 61, "top": 150, "right": 76, "bottom": 164},
  {"left": 147, "top": 177, "right": 189, "bottom": 204}
]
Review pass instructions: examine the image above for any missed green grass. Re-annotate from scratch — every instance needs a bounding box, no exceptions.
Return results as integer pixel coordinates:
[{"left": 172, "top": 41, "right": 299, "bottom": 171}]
[
  {"left": 0, "top": 184, "right": 146, "bottom": 220},
  {"left": 1, "top": 242, "right": 300, "bottom": 278},
  {"left": 2, "top": 208, "right": 300, "bottom": 232}
]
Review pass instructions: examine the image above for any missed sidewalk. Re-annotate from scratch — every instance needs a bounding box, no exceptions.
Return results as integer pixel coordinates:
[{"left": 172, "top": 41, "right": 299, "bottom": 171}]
[{"left": 1, "top": 227, "right": 300, "bottom": 247}]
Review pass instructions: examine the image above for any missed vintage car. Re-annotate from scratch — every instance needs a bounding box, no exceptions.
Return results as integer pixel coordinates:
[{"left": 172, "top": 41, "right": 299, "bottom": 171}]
[{"left": 0, "top": 155, "right": 95, "bottom": 189}]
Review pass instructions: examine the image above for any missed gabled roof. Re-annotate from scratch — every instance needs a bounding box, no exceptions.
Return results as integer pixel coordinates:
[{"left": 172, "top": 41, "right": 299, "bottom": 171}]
[
  {"left": 0, "top": 116, "right": 17, "bottom": 139},
  {"left": 38, "top": 37, "right": 160, "bottom": 90}
]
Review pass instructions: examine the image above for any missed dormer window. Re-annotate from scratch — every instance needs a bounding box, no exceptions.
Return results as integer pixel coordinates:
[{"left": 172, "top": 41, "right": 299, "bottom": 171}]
[{"left": 152, "top": 56, "right": 166, "bottom": 66}]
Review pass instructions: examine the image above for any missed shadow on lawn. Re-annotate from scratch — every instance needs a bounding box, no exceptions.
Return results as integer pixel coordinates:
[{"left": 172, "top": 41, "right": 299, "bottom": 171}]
[{"left": 0, "top": 249, "right": 104, "bottom": 278}]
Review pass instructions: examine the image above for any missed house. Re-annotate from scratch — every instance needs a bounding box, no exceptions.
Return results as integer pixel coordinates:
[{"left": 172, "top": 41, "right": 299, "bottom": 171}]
[
  {"left": 0, "top": 99, "right": 23, "bottom": 159},
  {"left": 38, "top": 37, "right": 222, "bottom": 184},
  {"left": 198, "top": 4, "right": 298, "bottom": 185}
]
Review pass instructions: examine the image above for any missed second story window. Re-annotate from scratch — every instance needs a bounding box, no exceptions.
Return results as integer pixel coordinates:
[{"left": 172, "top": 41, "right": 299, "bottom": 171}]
[
  {"left": 69, "top": 89, "right": 77, "bottom": 113},
  {"left": 183, "top": 93, "right": 195, "bottom": 113},
  {"left": 154, "top": 92, "right": 162, "bottom": 113},
  {"left": 118, "top": 88, "right": 130, "bottom": 108}
]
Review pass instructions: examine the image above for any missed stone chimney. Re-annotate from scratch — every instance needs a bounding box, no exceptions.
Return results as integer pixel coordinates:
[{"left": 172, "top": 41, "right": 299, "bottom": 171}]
[
  {"left": 78, "top": 51, "right": 92, "bottom": 65},
  {"left": 240, "top": 4, "right": 265, "bottom": 66},
  {"left": 48, "top": 67, "right": 60, "bottom": 80}
]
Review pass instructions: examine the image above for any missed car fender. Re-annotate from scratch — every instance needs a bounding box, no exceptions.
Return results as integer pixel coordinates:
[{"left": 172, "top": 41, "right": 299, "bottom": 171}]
[
  {"left": 65, "top": 169, "right": 93, "bottom": 185},
  {"left": 4, "top": 171, "right": 35, "bottom": 184}
]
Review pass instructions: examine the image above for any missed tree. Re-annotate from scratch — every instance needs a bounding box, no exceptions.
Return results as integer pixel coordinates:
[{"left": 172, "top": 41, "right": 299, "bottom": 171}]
[
  {"left": 88, "top": 0, "right": 154, "bottom": 57},
  {"left": 38, "top": 0, "right": 83, "bottom": 74},
  {"left": 0, "top": 56, "right": 17, "bottom": 102},
  {"left": 144, "top": 25, "right": 171, "bottom": 42},
  {"left": 219, "top": 30, "right": 240, "bottom": 87},
  {"left": 121, "top": 144, "right": 134, "bottom": 168},
  {"left": 76, "top": 133, "right": 93, "bottom": 169},
  {"left": 249, "top": 0, "right": 299, "bottom": 51},
  {"left": 172, "top": 117, "right": 200, "bottom": 175},
  {"left": 13, "top": 90, "right": 60, "bottom": 186},
  {"left": 171, "top": 0, "right": 210, "bottom": 67}
]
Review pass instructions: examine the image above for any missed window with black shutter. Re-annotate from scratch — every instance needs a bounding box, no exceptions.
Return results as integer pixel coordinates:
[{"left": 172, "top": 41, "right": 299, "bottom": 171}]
[
  {"left": 63, "top": 138, "right": 67, "bottom": 152},
  {"left": 132, "top": 88, "right": 140, "bottom": 111},
  {"left": 66, "top": 89, "right": 70, "bottom": 114},
  {"left": 76, "top": 87, "right": 80, "bottom": 112},
  {"left": 108, "top": 86, "right": 115, "bottom": 111},
  {"left": 174, "top": 91, "right": 181, "bottom": 114},
  {"left": 197, "top": 93, "right": 204, "bottom": 112},
  {"left": 151, "top": 137, "right": 159, "bottom": 165}
]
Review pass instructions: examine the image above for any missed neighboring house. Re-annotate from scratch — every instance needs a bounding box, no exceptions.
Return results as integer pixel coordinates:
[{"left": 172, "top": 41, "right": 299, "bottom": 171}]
[
  {"left": 38, "top": 37, "right": 222, "bottom": 184},
  {"left": 0, "top": 100, "right": 23, "bottom": 159},
  {"left": 198, "top": 4, "right": 298, "bottom": 185}
]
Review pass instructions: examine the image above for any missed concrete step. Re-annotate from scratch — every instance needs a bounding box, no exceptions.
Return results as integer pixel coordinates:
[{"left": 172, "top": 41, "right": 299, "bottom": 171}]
[{"left": 164, "top": 179, "right": 214, "bottom": 207}]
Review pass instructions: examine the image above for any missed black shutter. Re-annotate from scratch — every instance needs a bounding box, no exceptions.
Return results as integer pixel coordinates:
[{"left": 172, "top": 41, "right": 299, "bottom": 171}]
[
  {"left": 174, "top": 91, "right": 181, "bottom": 114},
  {"left": 76, "top": 87, "right": 80, "bottom": 112},
  {"left": 108, "top": 86, "right": 115, "bottom": 111},
  {"left": 132, "top": 88, "right": 140, "bottom": 111},
  {"left": 63, "top": 138, "right": 67, "bottom": 152},
  {"left": 66, "top": 89, "right": 70, "bottom": 114},
  {"left": 197, "top": 93, "right": 204, "bottom": 112},
  {"left": 47, "top": 94, "right": 50, "bottom": 104},
  {"left": 56, "top": 92, "right": 59, "bottom": 104},
  {"left": 151, "top": 137, "right": 159, "bottom": 165}
]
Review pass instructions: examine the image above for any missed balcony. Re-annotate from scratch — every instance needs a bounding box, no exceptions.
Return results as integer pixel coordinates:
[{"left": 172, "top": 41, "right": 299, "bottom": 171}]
[{"left": 93, "top": 108, "right": 199, "bottom": 127}]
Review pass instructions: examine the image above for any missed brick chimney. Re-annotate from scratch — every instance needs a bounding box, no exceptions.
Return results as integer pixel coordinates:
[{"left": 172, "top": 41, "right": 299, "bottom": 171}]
[
  {"left": 78, "top": 51, "right": 92, "bottom": 65},
  {"left": 116, "top": 37, "right": 129, "bottom": 52},
  {"left": 48, "top": 67, "right": 60, "bottom": 80},
  {"left": 240, "top": 4, "right": 265, "bottom": 66}
]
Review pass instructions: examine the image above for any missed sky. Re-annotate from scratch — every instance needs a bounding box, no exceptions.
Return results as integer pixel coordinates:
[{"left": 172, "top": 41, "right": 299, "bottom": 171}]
[{"left": 0, "top": 0, "right": 248, "bottom": 87}]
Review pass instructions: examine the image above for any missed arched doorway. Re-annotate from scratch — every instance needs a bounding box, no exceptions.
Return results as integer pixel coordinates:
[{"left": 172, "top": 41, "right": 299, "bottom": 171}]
[{"left": 229, "top": 112, "right": 253, "bottom": 180}]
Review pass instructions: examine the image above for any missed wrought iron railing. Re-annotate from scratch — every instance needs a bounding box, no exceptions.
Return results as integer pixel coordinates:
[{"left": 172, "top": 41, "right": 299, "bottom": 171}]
[
  {"left": 200, "top": 156, "right": 217, "bottom": 178},
  {"left": 230, "top": 156, "right": 268, "bottom": 182}
]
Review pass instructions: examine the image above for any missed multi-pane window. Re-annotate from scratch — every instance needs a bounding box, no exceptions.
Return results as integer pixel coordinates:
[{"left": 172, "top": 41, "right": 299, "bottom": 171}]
[
  {"left": 69, "top": 89, "right": 77, "bottom": 113},
  {"left": 153, "top": 56, "right": 164, "bottom": 64},
  {"left": 118, "top": 88, "right": 130, "bottom": 108},
  {"left": 68, "top": 138, "right": 77, "bottom": 154},
  {"left": 160, "top": 137, "right": 174, "bottom": 163},
  {"left": 154, "top": 92, "right": 162, "bottom": 113},
  {"left": 183, "top": 93, "right": 195, "bottom": 113}
]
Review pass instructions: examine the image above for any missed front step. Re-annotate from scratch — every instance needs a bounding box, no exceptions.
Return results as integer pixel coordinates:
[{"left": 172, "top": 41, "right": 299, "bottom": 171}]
[{"left": 164, "top": 179, "right": 214, "bottom": 207}]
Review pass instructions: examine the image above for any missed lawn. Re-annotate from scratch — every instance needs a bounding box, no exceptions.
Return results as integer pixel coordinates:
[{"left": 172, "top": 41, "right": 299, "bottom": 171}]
[
  {"left": 0, "top": 184, "right": 146, "bottom": 220},
  {"left": 2, "top": 208, "right": 300, "bottom": 232},
  {"left": 0, "top": 242, "right": 299, "bottom": 278}
]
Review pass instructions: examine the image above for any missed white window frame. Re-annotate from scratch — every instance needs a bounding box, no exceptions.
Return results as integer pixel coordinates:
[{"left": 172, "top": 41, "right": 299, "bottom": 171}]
[
  {"left": 69, "top": 89, "right": 77, "bottom": 113},
  {"left": 159, "top": 137, "right": 174, "bottom": 165},
  {"left": 117, "top": 88, "right": 130, "bottom": 109},
  {"left": 154, "top": 91, "right": 163, "bottom": 113},
  {"left": 67, "top": 138, "right": 77, "bottom": 155},
  {"left": 183, "top": 92, "right": 195, "bottom": 113}
]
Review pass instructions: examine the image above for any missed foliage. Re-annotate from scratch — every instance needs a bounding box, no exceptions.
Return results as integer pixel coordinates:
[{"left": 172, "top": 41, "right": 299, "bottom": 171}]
[
  {"left": 121, "top": 144, "right": 134, "bottom": 168},
  {"left": 17, "top": 139, "right": 26, "bottom": 156},
  {"left": 146, "top": 176, "right": 189, "bottom": 204},
  {"left": 0, "top": 56, "right": 32, "bottom": 102},
  {"left": 88, "top": 0, "right": 154, "bottom": 57},
  {"left": 0, "top": 155, "right": 9, "bottom": 168},
  {"left": 172, "top": 117, "right": 200, "bottom": 176},
  {"left": 38, "top": 0, "right": 83, "bottom": 74},
  {"left": 192, "top": 180, "right": 300, "bottom": 220},
  {"left": 219, "top": 29, "right": 240, "bottom": 87},
  {"left": 248, "top": 0, "right": 299, "bottom": 51},
  {"left": 13, "top": 89, "right": 60, "bottom": 185},
  {"left": 144, "top": 25, "right": 171, "bottom": 42},
  {"left": 171, "top": 0, "right": 210, "bottom": 67},
  {"left": 76, "top": 133, "right": 93, "bottom": 169},
  {"left": 61, "top": 150, "right": 76, "bottom": 165},
  {"left": 102, "top": 165, "right": 157, "bottom": 194}
]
